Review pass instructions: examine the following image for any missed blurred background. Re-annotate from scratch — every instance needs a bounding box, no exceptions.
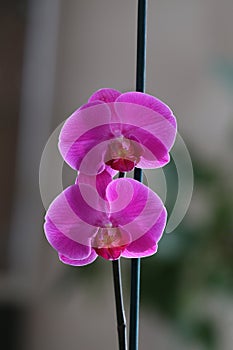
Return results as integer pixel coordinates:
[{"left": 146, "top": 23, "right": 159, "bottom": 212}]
[{"left": 1, "top": 0, "right": 233, "bottom": 349}]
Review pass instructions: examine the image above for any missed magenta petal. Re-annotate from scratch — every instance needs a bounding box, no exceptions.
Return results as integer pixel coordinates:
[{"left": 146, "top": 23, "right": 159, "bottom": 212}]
[
  {"left": 44, "top": 218, "right": 91, "bottom": 260},
  {"left": 115, "top": 102, "right": 176, "bottom": 150},
  {"left": 78, "top": 139, "right": 109, "bottom": 176},
  {"left": 59, "top": 249, "right": 98, "bottom": 266},
  {"left": 77, "top": 167, "right": 116, "bottom": 200},
  {"left": 44, "top": 184, "right": 110, "bottom": 247},
  {"left": 106, "top": 178, "right": 166, "bottom": 242},
  {"left": 122, "top": 210, "right": 167, "bottom": 258},
  {"left": 121, "top": 123, "right": 170, "bottom": 168},
  {"left": 96, "top": 168, "right": 115, "bottom": 199},
  {"left": 63, "top": 184, "right": 110, "bottom": 227},
  {"left": 111, "top": 101, "right": 176, "bottom": 169},
  {"left": 88, "top": 88, "right": 121, "bottom": 103},
  {"left": 106, "top": 178, "right": 151, "bottom": 224},
  {"left": 116, "top": 91, "right": 176, "bottom": 127},
  {"left": 59, "top": 103, "right": 111, "bottom": 170},
  {"left": 122, "top": 243, "right": 158, "bottom": 258}
]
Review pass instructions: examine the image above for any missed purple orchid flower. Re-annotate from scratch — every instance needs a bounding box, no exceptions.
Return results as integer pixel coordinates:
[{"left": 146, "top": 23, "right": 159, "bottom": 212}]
[
  {"left": 44, "top": 175, "right": 167, "bottom": 266},
  {"left": 59, "top": 88, "right": 177, "bottom": 174}
]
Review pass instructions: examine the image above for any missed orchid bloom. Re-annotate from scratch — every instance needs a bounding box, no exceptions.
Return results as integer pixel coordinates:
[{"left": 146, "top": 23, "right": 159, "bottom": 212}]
[
  {"left": 44, "top": 176, "right": 167, "bottom": 266},
  {"left": 59, "top": 88, "right": 177, "bottom": 174}
]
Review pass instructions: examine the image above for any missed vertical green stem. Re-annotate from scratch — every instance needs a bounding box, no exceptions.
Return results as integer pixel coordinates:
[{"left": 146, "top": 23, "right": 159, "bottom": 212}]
[
  {"left": 112, "top": 259, "right": 128, "bottom": 350},
  {"left": 135, "top": 0, "right": 147, "bottom": 93},
  {"left": 130, "top": 1, "right": 147, "bottom": 350},
  {"left": 129, "top": 257, "right": 141, "bottom": 350}
]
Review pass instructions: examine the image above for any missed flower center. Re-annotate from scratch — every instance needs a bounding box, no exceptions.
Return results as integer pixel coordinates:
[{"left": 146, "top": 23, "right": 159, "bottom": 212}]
[
  {"left": 105, "top": 136, "right": 142, "bottom": 172},
  {"left": 92, "top": 226, "right": 128, "bottom": 260}
]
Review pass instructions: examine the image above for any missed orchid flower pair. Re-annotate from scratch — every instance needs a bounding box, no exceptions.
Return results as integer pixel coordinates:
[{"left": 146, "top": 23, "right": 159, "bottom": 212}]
[{"left": 44, "top": 88, "right": 177, "bottom": 265}]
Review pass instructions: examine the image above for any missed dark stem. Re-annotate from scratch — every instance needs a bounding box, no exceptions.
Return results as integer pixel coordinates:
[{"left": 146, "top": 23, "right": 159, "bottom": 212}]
[
  {"left": 130, "top": 1, "right": 147, "bottom": 350},
  {"left": 112, "top": 259, "right": 128, "bottom": 350},
  {"left": 119, "top": 171, "right": 126, "bottom": 178},
  {"left": 136, "top": 0, "right": 147, "bottom": 93},
  {"left": 129, "top": 258, "right": 141, "bottom": 350}
]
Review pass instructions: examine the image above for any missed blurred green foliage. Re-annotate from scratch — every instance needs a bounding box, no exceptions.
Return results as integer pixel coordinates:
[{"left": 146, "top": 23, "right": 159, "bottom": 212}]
[{"left": 141, "top": 153, "right": 233, "bottom": 349}]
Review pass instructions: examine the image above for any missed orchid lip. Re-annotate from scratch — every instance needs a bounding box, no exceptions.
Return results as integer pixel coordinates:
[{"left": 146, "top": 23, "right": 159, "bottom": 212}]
[
  {"left": 105, "top": 136, "right": 142, "bottom": 172},
  {"left": 91, "top": 226, "right": 130, "bottom": 260},
  {"left": 106, "top": 158, "right": 136, "bottom": 172},
  {"left": 94, "top": 246, "right": 127, "bottom": 260}
]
